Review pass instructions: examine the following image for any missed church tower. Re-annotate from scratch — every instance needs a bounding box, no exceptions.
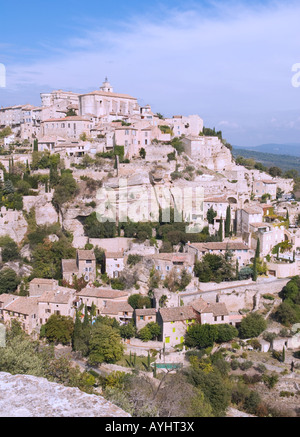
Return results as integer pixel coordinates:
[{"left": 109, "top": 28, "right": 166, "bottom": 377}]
[{"left": 100, "top": 77, "right": 113, "bottom": 93}]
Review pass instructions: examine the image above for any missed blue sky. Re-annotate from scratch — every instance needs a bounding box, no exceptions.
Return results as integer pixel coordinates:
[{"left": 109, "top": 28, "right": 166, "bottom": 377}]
[{"left": 1, "top": 0, "right": 300, "bottom": 147}]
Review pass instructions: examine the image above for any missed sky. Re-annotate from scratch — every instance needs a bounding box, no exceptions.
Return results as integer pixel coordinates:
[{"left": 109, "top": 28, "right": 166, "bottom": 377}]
[{"left": 0, "top": 0, "right": 300, "bottom": 147}]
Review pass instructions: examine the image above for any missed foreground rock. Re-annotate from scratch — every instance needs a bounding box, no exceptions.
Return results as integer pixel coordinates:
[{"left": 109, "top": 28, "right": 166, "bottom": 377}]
[{"left": 0, "top": 372, "right": 130, "bottom": 417}]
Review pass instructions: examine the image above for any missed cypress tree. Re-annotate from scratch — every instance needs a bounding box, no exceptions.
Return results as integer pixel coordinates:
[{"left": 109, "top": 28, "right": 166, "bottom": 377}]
[
  {"left": 282, "top": 347, "right": 285, "bottom": 363},
  {"left": 225, "top": 205, "right": 231, "bottom": 238},
  {"left": 255, "top": 239, "right": 260, "bottom": 259},
  {"left": 218, "top": 216, "right": 223, "bottom": 242},
  {"left": 236, "top": 259, "right": 239, "bottom": 279},
  {"left": 252, "top": 257, "right": 258, "bottom": 282},
  {"left": 147, "top": 351, "right": 151, "bottom": 370}
]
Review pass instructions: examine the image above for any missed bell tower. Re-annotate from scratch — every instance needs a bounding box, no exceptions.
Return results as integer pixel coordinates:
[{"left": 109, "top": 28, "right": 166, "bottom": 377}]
[{"left": 100, "top": 77, "right": 113, "bottom": 93}]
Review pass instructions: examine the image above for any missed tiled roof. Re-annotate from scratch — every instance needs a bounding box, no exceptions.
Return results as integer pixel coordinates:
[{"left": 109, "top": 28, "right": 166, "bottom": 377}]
[
  {"left": 159, "top": 306, "right": 196, "bottom": 323},
  {"left": 30, "top": 278, "right": 57, "bottom": 285},
  {"left": 38, "top": 288, "right": 75, "bottom": 304},
  {"left": 78, "top": 288, "right": 128, "bottom": 299},
  {"left": 190, "top": 298, "right": 209, "bottom": 313},
  {"left": 101, "top": 301, "right": 133, "bottom": 315},
  {"left": 62, "top": 259, "right": 78, "bottom": 273},
  {"left": 80, "top": 90, "right": 137, "bottom": 100},
  {"left": 187, "top": 242, "right": 249, "bottom": 251},
  {"left": 77, "top": 250, "right": 96, "bottom": 260},
  {"left": 4, "top": 297, "right": 39, "bottom": 315},
  {"left": 135, "top": 308, "right": 157, "bottom": 316},
  {"left": 203, "top": 302, "right": 229, "bottom": 317}
]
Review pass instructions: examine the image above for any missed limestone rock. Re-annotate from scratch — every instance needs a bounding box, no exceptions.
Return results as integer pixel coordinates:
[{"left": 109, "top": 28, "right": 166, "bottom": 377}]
[{"left": 0, "top": 372, "right": 130, "bottom": 417}]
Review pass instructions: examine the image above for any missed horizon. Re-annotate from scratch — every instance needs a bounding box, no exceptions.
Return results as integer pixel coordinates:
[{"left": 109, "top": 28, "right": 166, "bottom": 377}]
[{"left": 1, "top": 0, "right": 300, "bottom": 147}]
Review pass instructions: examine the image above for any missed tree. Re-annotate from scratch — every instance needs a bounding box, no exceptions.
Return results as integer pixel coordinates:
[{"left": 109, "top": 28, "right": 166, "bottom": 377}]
[
  {"left": 252, "top": 256, "right": 258, "bottom": 282},
  {"left": 119, "top": 323, "right": 136, "bottom": 339},
  {"left": 239, "top": 312, "right": 267, "bottom": 339},
  {"left": 138, "top": 326, "right": 153, "bottom": 342},
  {"left": 0, "top": 236, "right": 19, "bottom": 262},
  {"left": 216, "top": 324, "right": 238, "bottom": 343},
  {"left": 185, "top": 324, "right": 218, "bottom": 349},
  {"left": 225, "top": 206, "right": 231, "bottom": 238},
  {"left": 207, "top": 207, "right": 217, "bottom": 225},
  {"left": 53, "top": 172, "right": 79, "bottom": 207},
  {"left": 139, "top": 148, "right": 146, "bottom": 159},
  {"left": 255, "top": 239, "right": 260, "bottom": 259},
  {"left": 0, "top": 268, "right": 20, "bottom": 294},
  {"left": 128, "top": 294, "right": 151, "bottom": 310},
  {"left": 218, "top": 217, "right": 223, "bottom": 242},
  {"left": 41, "top": 314, "right": 74, "bottom": 345},
  {"left": 268, "top": 167, "right": 282, "bottom": 178},
  {"left": 88, "top": 324, "right": 124, "bottom": 365}
]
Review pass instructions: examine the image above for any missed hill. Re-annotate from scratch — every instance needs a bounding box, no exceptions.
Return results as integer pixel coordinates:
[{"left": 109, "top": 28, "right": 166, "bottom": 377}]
[
  {"left": 235, "top": 143, "right": 300, "bottom": 157},
  {"left": 232, "top": 147, "right": 300, "bottom": 174}
]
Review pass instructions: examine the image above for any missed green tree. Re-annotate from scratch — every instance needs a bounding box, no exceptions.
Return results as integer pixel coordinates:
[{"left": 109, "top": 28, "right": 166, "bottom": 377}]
[
  {"left": 239, "top": 312, "right": 267, "bottom": 339},
  {"left": 225, "top": 206, "right": 231, "bottom": 238},
  {"left": 185, "top": 324, "right": 218, "bottom": 349},
  {"left": 139, "top": 148, "right": 146, "bottom": 159},
  {"left": 41, "top": 314, "right": 74, "bottom": 345},
  {"left": 216, "top": 324, "right": 239, "bottom": 343},
  {"left": 128, "top": 294, "right": 151, "bottom": 310},
  {"left": 88, "top": 324, "right": 124, "bottom": 365},
  {"left": 218, "top": 217, "right": 223, "bottom": 242},
  {"left": 0, "top": 268, "right": 20, "bottom": 294},
  {"left": 207, "top": 207, "right": 217, "bottom": 225}
]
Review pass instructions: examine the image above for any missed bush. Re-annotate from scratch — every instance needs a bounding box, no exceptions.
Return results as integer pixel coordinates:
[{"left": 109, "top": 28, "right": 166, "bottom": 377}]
[{"left": 239, "top": 312, "right": 267, "bottom": 339}]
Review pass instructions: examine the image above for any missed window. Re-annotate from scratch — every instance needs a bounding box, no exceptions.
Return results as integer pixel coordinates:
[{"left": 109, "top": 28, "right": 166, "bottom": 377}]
[{"left": 165, "top": 337, "right": 170, "bottom": 344}]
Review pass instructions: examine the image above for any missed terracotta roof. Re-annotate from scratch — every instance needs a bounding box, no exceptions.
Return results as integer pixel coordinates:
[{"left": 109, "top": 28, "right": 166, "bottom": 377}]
[
  {"left": 38, "top": 288, "right": 76, "bottom": 304},
  {"left": 30, "top": 278, "right": 57, "bottom": 285},
  {"left": 105, "top": 252, "right": 124, "bottom": 259},
  {"left": 159, "top": 306, "right": 196, "bottom": 323},
  {"left": 77, "top": 250, "right": 96, "bottom": 260},
  {"left": 0, "top": 294, "right": 18, "bottom": 307},
  {"left": 135, "top": 308, "right": 157, "bottom": 316},
  {"left": 190, "top": 298, "right": 209, "bottom": 313},
  {"left": 62, "top": 259, "right": 78, "bottom": 273},
  {"left": 243, "top": 206, "right": 263, "bottom": 214},
  {"left": 187, "top": 242, "right": 249, "bottom": 251},
  {"left": 4, "top": 297, "right": 39, "bottom": 316},
  {"left": 42, "top": 116, "right": 91, "bottom": 122},
  {"left": 101, "top": 301, "right": 133, "bottom": 315},
  {"left": 80, "top": 90, "right": 137, "bottom": 100},
  {"left": 203, "top": 302, "right": 229, "bottom": 317},
  {"left": 78, "top": 288, "right": 128, "bottom": 299},
  {"left": 149, "top": 253, "right": 192, "bottom": 262}
]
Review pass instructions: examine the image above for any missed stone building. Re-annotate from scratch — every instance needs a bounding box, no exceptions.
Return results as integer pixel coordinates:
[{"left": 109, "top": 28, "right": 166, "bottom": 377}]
[{"left": 62, "top": 249, "right": 96, "bottom": 284}]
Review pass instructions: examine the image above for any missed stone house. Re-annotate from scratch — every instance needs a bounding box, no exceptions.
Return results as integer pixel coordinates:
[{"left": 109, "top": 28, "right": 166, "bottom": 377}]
[
  {"left": 134, "top": 308, "right": 157, "bottom": 331},
  {"left": 77, "top": 287, "right": 128, "bottom": 316},
  {"left": 101, "top": 301, "right": 133, "bottom": 325},
  {"left": 190, "top": 297, "right": 230, "bottom": 325},
  {"left": 105, "top": 251, "right": 125, "bottom": 278},
  {"left": 186, "top": 241, "right": 252, "bottom": 267},
  {"left": 148, "top": 252, "right": 194, "bottom": 281},
  {"left": 37, "top": 287, "right": 77, "bottom": 326},
  {"left": 253, "top": 179, "right": 277, "bottom": 200},
  {"left": 29, "top": 278, "right": 58, "bottom": 297},
  {"left": 2, "top": 297, "right": 40, "bottom": 336},
  {"left": 42, "top": 116, "right": 94, "bottom": 140},
  {"left": 157, "top": 306, "right": 198, "bottom": 347},
  {"left": 249, "top": 223, "right": 285, "bottom": 257},
  {"left": 62, "top": 249, "right": 96, "bottom": 284}
]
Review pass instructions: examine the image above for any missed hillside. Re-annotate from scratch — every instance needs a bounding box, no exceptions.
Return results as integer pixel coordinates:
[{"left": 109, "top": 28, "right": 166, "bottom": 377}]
[
  {"left": 235, "top": 143, "right": 300, "bottom": 157},
  {"left": 232, "top": 147, "right": 300, "bottom": 174}
]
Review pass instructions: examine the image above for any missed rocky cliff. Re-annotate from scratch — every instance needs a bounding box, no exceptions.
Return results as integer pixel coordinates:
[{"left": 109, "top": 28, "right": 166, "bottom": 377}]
[{"left": 0, "top": 372, "right": 130, "bottom": 417}]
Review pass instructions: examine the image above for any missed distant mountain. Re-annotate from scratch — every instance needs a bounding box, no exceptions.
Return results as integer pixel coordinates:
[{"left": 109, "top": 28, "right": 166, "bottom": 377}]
[
  {"left": 232, "top": 147, "right": 300, "bottom": 174},
  {"left": 234, "top": 143, "right": 300, "bottom": 157}
]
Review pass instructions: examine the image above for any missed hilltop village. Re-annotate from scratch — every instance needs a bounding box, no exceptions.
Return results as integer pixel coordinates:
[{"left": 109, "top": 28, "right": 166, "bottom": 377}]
[{"left": 1, "top": 79, "right": 300, "bottom": 417}]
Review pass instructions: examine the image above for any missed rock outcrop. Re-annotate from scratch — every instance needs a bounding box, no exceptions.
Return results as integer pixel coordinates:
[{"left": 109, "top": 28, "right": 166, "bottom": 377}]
[{"left": 0, "top": 372, "right": 130, "bottom": 417}]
